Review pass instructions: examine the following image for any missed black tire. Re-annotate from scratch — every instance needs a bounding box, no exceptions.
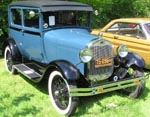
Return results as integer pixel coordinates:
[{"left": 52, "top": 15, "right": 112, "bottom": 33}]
[
  {"left": 48, "top": 70, "right": 78, "bottom": 116},
  {"left": 4, "top": 46, "right": 17, "bottom": 74},
  {"left": 121, "top": 67, "right": 145, "bottom": 98}
]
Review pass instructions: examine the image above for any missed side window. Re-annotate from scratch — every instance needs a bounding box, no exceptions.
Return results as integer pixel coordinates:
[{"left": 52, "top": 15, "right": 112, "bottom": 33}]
[
  {"left": 11, "top": 8, "right": 21, "bottom": 25},
  {"left": 133, "top": 24, "right": 145, "bottom": 39},
  {"left": 107, "top": 22, "right": 145, "bottom": 39},
  {"left": 107, "top": 23, "right": 120, "bottom": 34},
  {"left": 23, "top": 9, "right": 39, "bottom": 28}
]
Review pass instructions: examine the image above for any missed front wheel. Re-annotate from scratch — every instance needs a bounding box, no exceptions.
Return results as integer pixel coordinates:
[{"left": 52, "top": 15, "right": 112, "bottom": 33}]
[
  {"left": 4, "top": 46, "right": 17, "bottom": 74},
  {"left": 121, "top": 67, "right": 145, "bottom": 98},
  {"left": 48, "top": 70, "right": 78, "bottom": 116}
]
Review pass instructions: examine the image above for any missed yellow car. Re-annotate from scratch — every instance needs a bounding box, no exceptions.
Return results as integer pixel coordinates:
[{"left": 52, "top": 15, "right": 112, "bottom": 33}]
[{"left": 92, "top": 18, "right": 150, "bottom": 69}]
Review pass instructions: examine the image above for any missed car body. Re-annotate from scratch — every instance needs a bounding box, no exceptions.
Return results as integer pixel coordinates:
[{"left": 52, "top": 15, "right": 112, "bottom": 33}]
[
  {"left": 3, "top": 1, "right": 146, "bottom": 116},
  {"left": 92, "top": 18, "right": 150, "bottom": 69}
]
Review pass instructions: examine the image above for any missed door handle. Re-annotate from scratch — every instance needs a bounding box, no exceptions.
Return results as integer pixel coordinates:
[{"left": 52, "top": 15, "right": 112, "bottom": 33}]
[
  {"left": 21, "top": 30, "right": 24, "bottom": 36},
  {"left": 21, "top": 29, "right": 24, "bottom": 33},
  {"left": 114, "top": 36, "right": 118, "bottom": 39}
]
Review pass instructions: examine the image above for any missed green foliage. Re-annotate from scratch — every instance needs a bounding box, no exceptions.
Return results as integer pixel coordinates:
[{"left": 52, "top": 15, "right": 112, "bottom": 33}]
[
  {"left": 0, "top": 29, "right": 3, "bottom": 36},
  {"left": 0, "top": 0, "right": 17, "bottom": 39},
  {"left": 0, "top": 0, "right": 10, "bottom": 33},
  {"left": 133, "top": 0, "right": 150, "bottom": 17},
  {"left": 71, "top": 0, "right": 150, "bottom": 28}
]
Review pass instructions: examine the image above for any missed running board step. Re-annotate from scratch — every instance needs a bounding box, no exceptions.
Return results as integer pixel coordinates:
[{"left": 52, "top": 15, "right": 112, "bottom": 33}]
[{"left": 13, "top": 64, "right": 42, "bottom": 80}]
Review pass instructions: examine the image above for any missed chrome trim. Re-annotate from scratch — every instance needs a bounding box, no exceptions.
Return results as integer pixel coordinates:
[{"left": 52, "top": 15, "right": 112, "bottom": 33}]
[
  {"left": 70, "top": 77, "right": 145, "bottom": 97},
  {"left": 87, "top": 39, "right": 114, "bottom": 81}
]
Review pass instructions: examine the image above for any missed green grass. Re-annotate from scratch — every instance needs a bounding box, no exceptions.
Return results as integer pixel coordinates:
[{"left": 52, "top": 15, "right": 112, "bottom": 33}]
[{"left": 0, "top": 57, "right": 150, "bottom": 117}]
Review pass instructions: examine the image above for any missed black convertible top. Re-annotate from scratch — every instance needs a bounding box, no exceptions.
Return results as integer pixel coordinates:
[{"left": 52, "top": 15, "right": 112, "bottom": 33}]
[{"left": 9, "top": 0, "right": 93, "bottom": 12}]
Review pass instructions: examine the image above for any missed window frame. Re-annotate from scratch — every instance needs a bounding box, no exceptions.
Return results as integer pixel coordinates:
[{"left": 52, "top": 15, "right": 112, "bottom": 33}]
[
  {"left": 42, "top": 10, "right": 92, "bottom": 31},
  {"left": 9, "top": 7, "right": 41, "bottom": 33},
  {"left": 10, "top": 7, "right": 22, "bottom": 29},
  {"left": 107, "top": 22, "right": 146, "bottom": 39}
]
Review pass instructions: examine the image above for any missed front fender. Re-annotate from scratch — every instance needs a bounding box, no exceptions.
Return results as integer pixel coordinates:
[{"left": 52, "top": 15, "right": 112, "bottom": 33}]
[
  {"left": 125, "top": 52, "right": 145, "bottom": 68},
  {"left": 45, "top": 60, "right": 80, "bottom": 81}
]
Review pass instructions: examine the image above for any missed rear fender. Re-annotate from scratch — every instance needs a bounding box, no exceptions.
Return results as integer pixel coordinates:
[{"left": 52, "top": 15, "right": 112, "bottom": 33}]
[{"left": 2, "top": 38, "right": 21, "bottom": 61}]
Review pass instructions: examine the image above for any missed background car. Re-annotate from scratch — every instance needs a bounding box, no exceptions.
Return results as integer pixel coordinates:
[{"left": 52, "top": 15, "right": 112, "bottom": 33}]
[{"left": 92, "top": 18, "right": 150, "bottom": 69}]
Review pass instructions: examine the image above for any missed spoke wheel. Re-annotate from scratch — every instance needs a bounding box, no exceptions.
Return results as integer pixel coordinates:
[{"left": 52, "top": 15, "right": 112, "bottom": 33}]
[
  {"left": 48, "top": 71, "right": 78, "bottom": 115},
  {"left": 4, "top": 46, "right": 17, "bottom": 74},
  {"left": 121, "top": 67, "right": 145, "bottom": 98}
]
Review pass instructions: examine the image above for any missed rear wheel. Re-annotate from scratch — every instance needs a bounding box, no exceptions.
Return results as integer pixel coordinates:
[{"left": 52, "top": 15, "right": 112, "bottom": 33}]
[
  {"left": 4, "top": 46, "right": 17, "bottom": 74},
  {"left": 48, "top": 70, "right": 78, "bottom": 116},
  {"left": 121, "top": 67, "right": 145, "bottom": 98}
]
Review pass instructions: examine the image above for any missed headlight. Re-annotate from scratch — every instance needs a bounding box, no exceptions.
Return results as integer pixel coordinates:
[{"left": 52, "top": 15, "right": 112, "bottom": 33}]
[
  {"left": 80, "top": 48, "right": 93, "bottom": 63},
  {"left": 117, "top": 45, "right": 128, "bottom": 57}
]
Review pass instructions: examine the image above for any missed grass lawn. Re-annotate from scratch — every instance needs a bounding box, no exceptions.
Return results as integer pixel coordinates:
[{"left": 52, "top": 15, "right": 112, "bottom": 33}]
[{"left": 0, "top": 55, "right": 150, "bottom": 117}]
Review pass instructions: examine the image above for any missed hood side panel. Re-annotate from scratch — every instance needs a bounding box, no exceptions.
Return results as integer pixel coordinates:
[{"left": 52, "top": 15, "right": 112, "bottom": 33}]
[{"left": 43, "top": 28, "right": 97, "bottom": 74}]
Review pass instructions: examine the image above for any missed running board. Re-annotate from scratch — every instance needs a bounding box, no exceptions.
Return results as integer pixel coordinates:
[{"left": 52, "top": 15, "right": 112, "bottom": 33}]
[{"left": 13, "top": 64, "right": 42, "bottom": 80}]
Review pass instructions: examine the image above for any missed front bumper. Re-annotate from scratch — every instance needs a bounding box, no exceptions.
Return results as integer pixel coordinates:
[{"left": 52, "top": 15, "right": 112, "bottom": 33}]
[{"left": 70, "top": 77, "right": 145, "bottom": 97}]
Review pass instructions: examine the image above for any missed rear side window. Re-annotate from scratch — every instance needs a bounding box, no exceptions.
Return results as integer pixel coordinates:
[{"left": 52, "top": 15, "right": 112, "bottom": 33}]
[
  {"left": 11, "top": 8, "right": 22, "bottom": 25},
  {"left": 23, "top": 9, "right": 39, "bottom": 28},
  {"left": 107, "top": 22, "right": 145, "bottom": 39}
]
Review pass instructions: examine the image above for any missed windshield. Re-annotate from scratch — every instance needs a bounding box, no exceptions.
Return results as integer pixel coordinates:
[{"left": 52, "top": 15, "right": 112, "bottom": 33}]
[
  {"left": 144, "top": 23, "right": 150, "bottom": 35},
  {"left": 42, "top": 11, "right": 90, "bottom": 29}
]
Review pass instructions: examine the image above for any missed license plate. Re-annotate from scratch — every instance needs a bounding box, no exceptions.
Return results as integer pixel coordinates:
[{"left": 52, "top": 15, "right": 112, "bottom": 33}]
[{"left": 95, "top": 58, "right": 112, "bottom": 68}]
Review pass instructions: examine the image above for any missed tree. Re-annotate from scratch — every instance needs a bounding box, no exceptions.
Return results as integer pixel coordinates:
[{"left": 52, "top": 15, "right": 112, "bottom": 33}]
[
  {"left": 0, "top": 0, "right": 17, "bottom": 42},
  {"left": 71, "top": 0, "right": 150, "bottom": 27}
]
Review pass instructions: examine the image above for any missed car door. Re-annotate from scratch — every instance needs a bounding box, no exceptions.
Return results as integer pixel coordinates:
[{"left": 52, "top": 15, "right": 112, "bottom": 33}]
[
  {"left": 21, "top": 8, "right": 43, "bottom": 62},
  {"left": 102, "top": 22, "right": 150, "bottom": 66}
]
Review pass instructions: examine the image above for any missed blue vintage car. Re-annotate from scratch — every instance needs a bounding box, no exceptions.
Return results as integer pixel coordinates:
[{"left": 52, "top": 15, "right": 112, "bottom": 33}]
[{"left": 3, "top": 0, "right": 146, "bottom": 115}]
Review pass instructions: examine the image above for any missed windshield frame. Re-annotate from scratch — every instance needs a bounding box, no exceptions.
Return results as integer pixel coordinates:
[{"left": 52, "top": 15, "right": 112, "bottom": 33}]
[
  {"left": 142, "top": 22, "right": 150, "bottom": 39},
  {"left": 143, "top": 23, "right": 150, "bottom": 35},
  {"left": 41, "top": 10, "right": 92, "bottom": 31}
]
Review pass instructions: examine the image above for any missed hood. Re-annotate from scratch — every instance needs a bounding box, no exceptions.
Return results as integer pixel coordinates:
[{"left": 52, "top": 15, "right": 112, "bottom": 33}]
[{"left": 44, "top": 28, "right": 97, "bottom": 50}]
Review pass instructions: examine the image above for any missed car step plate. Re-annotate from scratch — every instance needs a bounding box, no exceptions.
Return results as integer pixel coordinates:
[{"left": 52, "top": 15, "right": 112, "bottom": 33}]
[{"left": 13, "top": 64, "right": 41, "bottom": 80}]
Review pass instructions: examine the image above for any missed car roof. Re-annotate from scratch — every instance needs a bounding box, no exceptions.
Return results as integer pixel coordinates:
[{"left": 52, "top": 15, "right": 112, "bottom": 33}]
[
  {"left": 9, "top": 0, "right": 93, "bottom": 12},
  {"left": 100, "top": 18, "right": 150, "bottom": 31},
  {"left": 112, "top": 18, "right": 150, "bottom": 23}
]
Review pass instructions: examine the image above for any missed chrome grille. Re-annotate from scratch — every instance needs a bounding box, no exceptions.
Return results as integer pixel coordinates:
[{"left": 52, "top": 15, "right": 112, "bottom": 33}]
[{"left": 88, "top": 39, "right": 114, "bottom": 81}]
